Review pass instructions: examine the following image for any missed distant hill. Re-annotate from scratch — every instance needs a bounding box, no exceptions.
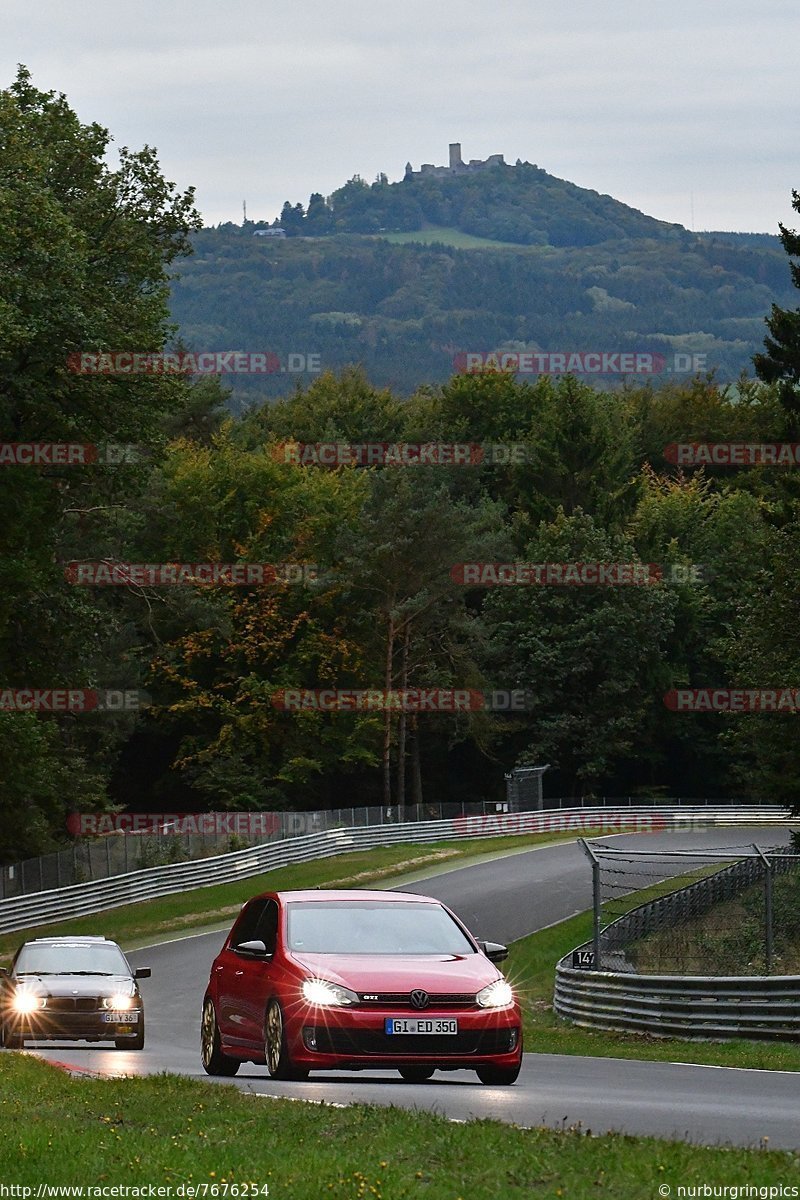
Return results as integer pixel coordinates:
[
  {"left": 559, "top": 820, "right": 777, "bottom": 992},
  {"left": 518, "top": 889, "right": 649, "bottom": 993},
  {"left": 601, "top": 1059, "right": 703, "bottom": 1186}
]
[
  {"left": 169, "top": 162, "right": 793, "bottom": 406},
  {"left": 269, "top": 159, "right": 685, "bottom": 247}
]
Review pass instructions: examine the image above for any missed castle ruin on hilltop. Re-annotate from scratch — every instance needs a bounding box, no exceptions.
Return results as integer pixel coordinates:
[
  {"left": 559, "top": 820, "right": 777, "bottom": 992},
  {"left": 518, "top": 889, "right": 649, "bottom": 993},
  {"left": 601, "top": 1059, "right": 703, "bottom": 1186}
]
[{"left": 404, "top": 143, "right": 506, "bottom": 180}]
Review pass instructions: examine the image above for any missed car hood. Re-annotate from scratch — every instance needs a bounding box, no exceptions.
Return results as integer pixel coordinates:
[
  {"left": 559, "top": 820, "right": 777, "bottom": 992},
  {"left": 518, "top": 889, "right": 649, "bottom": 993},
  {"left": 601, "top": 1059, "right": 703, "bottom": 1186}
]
[
  {"left": 12, "top": 974, "right": 135, "bottom": 998},
  {"left": 287, "top": 952, "right": 500, "bottom": 993}
]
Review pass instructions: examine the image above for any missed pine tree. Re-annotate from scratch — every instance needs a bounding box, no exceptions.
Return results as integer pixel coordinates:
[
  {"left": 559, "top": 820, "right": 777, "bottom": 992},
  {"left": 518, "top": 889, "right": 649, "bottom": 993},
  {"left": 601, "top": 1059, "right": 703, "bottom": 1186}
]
[{"left": 754, "top": 189, "right": 800, "bottom": 434}]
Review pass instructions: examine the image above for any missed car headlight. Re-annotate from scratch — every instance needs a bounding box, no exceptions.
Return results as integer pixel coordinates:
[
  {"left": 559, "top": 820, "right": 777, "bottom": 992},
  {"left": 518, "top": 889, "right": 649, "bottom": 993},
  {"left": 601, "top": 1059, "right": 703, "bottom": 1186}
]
[
  {"left": 102, "top": 994, "right": 134, "bottom": 1011},
  {"left": 301, "top": 979, "right": 358, "bottom": 1007},
  {"left": 13, "top": 988, "right": 46, "bottom": 1014},
  {"left": 476, "top": 979, "right": 514, "bottom": 1009}
]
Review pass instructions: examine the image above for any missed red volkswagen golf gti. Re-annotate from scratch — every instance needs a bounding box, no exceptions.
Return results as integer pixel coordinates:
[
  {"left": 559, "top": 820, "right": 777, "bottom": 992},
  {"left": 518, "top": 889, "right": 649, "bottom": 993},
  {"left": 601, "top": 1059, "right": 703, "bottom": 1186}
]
[{"left": 201, "top": 889, "right": 522, "bottom": 1084}]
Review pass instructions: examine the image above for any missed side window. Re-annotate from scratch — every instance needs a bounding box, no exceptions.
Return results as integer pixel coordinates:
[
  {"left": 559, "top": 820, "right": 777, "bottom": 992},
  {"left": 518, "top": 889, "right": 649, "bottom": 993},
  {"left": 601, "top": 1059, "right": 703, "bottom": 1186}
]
[
  {"left": 254, "top": 900, "right": 279, "bottom": 956},
  {"left": 230, "top": 900, "right": 267, "bottom": 948}
]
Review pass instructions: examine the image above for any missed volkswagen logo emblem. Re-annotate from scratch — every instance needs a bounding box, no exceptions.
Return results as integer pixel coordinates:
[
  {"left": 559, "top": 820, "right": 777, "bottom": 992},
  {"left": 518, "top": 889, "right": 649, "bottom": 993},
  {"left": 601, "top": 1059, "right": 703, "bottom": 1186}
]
[{"left": 410, "top": 989, "right": 429, "bottom": 1010}]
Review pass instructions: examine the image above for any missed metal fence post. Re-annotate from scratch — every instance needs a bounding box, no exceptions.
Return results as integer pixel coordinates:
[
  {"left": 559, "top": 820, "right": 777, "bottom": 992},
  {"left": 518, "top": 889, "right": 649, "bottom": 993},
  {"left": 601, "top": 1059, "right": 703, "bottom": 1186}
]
[
  {"left": 753, "top": 844, "right": 774, "bottom": 973},
  {"left": 578, "top": 838, "right": 602, "bottom": 970}
]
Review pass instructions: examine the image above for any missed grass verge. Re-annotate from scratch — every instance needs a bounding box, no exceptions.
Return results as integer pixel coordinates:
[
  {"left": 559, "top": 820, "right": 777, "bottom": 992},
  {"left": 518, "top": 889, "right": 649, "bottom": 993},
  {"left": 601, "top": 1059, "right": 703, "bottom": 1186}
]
[{"left": 1, "top": 1053, "right": 796, "bottom": 1195}]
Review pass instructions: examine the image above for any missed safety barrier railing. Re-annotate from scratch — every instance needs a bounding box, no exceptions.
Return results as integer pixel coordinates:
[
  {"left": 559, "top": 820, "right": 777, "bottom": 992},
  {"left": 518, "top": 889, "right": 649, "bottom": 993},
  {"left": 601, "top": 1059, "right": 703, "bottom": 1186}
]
[{"left": 0, "top": 803, "right": 792, "bottom": 936}]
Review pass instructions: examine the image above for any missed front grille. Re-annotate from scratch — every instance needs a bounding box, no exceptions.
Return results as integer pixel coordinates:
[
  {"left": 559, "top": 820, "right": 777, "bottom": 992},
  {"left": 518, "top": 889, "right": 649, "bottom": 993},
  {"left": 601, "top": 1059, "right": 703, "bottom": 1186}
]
[
  {"left": 357, "top": 993, "right": 476, "bottom": 1009},
  {"left": 45, "top": 997, "right": 100, "bottom": 1013},
  {"left": 304, "top": 1026, "right": 516, "bottom": 1056}
]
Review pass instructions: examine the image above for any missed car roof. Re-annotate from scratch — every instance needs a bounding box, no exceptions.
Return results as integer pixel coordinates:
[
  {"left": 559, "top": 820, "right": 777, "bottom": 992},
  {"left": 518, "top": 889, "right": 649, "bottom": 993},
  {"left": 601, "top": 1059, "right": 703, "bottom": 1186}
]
[
  {"left": 262, "top": 889, "right": 440, "bottom": 903},
  {"left": 21, "top": 936, "right": 115, "bottom": 945}
]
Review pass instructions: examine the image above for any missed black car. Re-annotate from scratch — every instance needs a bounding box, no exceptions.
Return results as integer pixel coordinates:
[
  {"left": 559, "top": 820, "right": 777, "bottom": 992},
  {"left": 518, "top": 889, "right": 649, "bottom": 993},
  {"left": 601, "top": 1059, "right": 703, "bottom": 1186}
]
[{"left": 0, "top": 935, "right": 150, "bottom": 1050}]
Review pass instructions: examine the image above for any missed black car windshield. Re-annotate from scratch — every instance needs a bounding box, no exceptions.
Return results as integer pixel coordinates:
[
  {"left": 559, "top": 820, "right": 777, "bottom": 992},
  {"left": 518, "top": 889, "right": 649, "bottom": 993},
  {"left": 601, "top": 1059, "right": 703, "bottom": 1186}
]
[
  {"left": 286, "top": 901, "right": 475, "bottom": 955},
  {"left": 15, "top": 943, "right": 130, "bottom": 976}
]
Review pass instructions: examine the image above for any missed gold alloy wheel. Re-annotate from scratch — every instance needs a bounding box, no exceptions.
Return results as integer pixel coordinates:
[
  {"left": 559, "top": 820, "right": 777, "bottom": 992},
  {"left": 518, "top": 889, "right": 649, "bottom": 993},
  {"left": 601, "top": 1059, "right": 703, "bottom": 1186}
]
[
  {"left": 266, "top": 1000, "right": 283, "bottom": 1075},
  {"left": 201, "top": 999, "right": 216, "bottom": 1068}
]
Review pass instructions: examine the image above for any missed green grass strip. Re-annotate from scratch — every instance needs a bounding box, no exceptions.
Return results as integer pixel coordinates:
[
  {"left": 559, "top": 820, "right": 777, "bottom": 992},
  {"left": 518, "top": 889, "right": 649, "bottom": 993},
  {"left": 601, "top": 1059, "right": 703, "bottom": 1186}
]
[{"left": 0, "top": 1053, "right": 796, "bottom": 1194}]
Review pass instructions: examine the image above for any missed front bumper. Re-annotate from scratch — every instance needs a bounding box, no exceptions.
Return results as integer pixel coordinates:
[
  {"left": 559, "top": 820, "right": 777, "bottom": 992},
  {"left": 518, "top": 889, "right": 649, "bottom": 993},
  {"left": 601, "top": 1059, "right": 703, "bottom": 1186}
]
[
  {"left": 5, "top": 1008, "right": 143, "bottom": 1042},
  {"left": 286, "top": 1005, "right": 522, "bottom": 1071}
]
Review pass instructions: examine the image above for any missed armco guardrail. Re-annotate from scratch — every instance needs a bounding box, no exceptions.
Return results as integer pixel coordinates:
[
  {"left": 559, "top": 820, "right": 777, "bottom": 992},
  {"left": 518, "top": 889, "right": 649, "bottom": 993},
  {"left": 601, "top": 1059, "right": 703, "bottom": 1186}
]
[
  {"left": 1, "top": 794, "right": 780, "bottom": 901},
  {"left": 0, "top": 804, "right": 793, "bottom": 937},
  {"left": 555, "top": 846, "right": 800, "bottom": 1040},
  {"left": 554, "top": 970, "right": 800, "bottom": 1040}
]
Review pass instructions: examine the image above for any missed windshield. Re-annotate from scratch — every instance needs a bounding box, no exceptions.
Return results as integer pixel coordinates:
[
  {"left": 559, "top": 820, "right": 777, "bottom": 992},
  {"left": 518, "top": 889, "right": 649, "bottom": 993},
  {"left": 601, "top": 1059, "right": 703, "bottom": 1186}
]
[
  {"left": 286, "top": 901, "right": 475, "bottom": 955},
  {"left": 15, "top": 943, "right": 130, "bottom": 977}
]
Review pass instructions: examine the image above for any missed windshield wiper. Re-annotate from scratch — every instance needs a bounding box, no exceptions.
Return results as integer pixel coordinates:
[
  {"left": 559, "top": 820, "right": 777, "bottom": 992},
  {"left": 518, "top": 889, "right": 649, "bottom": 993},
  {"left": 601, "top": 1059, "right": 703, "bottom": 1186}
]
[{"left": 34, "top": 970, "right": 117, "bottom": 976}]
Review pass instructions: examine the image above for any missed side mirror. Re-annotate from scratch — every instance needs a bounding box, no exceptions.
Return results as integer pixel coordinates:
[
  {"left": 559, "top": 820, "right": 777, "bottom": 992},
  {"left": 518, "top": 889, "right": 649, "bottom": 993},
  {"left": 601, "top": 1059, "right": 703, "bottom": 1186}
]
[
  {"left": 479, "top": 941, "right": 509, "bottom": 964},
  {"left": 234, "top": 940, "right": 269, "bottom": 958},
  {"left": 134, "top": 968, "right": 151, "bottom": 980}
]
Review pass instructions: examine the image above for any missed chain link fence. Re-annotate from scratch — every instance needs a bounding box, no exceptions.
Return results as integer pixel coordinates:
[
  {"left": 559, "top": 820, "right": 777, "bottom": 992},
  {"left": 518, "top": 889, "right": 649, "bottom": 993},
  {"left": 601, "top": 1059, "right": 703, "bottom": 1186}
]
[{"left": 579, "top": 840, "right": 800, "bottom": 975}]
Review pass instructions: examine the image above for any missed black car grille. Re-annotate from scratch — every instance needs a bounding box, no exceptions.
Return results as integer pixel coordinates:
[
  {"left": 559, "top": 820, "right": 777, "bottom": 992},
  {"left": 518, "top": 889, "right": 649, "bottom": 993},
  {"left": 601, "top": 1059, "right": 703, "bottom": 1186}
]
[
  {"left": 305, "top": 1026, "right": 516, "bottom": 1056},
  {"left": 44, "top": 997, "right": 102, "bottom": 1013},
  {"left": 356, "top": 993, "right": 476, "bottom": 1009}
]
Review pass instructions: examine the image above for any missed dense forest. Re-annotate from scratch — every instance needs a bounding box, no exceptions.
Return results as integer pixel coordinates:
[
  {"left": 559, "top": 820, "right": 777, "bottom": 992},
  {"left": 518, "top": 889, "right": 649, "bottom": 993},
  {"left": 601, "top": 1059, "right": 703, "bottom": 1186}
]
[
  {"left": 4, "top": 70, "right": 800, "bottom": 865},
  {"left": 171, "top": 218, "right": 795, "bottom": 403}
]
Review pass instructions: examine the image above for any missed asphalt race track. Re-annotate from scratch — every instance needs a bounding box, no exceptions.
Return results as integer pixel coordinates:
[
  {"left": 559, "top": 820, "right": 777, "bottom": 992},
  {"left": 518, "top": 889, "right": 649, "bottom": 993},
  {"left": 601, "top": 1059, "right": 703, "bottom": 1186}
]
[{"left": 15, "top": 825, "right": 800, "bottom": 1149}]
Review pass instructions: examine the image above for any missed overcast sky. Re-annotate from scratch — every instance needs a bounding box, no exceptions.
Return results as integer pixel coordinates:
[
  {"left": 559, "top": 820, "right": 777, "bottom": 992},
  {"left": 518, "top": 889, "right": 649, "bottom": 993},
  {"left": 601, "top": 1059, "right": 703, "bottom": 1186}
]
[{"left": 2, "top": 0, "right": 797, "bottom": 234}]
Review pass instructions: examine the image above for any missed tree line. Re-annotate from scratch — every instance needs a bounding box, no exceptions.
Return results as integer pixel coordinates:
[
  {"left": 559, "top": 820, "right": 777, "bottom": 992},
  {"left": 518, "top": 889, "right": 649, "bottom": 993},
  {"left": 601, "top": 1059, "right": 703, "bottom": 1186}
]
[{"left": 3, "top": 69, "right": 800, "bottom": 864}]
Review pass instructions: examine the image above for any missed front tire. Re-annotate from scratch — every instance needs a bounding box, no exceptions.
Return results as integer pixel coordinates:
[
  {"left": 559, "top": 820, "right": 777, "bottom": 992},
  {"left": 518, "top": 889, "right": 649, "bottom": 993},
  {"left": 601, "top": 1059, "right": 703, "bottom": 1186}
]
[
  {"left": 3, "top": 1026, "right": 23, "bottom": 1050},
  {"left": 399, "top": 1066, "right": 435, "bottom": 1083},
  {"left": 265, "top": 999, "right": 308, "bottom": 1081},
  {"left": 476, "top": 1061, "right": 521, "bottom": 1085},
  {"left": 201, "top": 998, "right": 239, "bottom": 1076}
]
